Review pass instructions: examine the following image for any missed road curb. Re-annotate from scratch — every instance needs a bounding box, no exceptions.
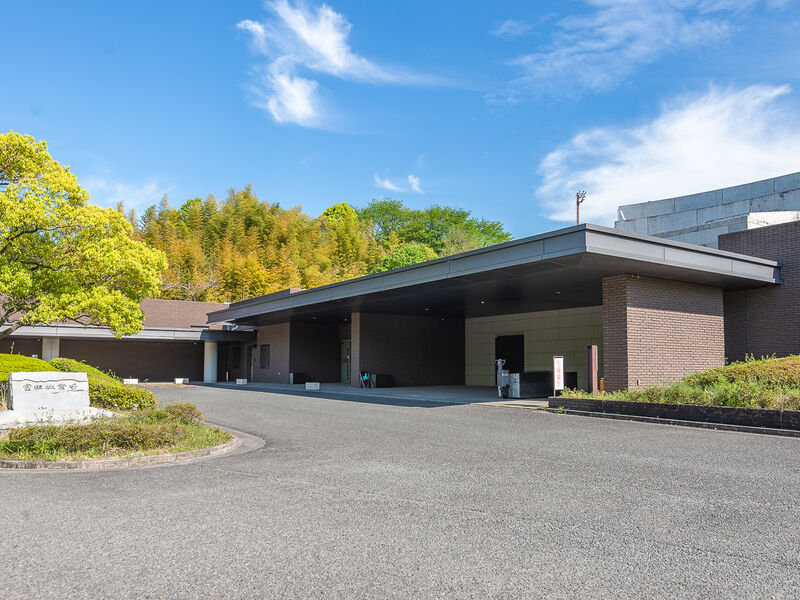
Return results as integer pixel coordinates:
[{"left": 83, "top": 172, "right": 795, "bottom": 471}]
[
  {"left": 546, "top": 408, "right": 800, "bottom": 438},
  {"left": 0, "top": 424, "right": 261, "bottom": 470}
]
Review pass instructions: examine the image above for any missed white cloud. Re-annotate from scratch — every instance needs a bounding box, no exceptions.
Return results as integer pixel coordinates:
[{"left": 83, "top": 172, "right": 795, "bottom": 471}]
[
  {"left": 236, "top": 19, "right": 268, "bottom": 53},
  {"left": 373, "top": 173, "right": 424, "bottom": 194},
  {"left": 536, "top": 84, "right": 800, "bottom": 224},
  {"left": 82, "top": 176, "right": 167, "bottom": 212},
  {"left": 500, "top": 0, "right": 779, "bottom": 99},
  {"left": 373, "top": 173, "right": 402, "bottom": 192},
  {"left": 256, "top": 57, "right": 321, "bottom": 126},
  {"left": 492, "top": 19, "right": 534, "bottom": 39},
  {"left": 237, "top": 0, "right": 440, "bottom": 127}
]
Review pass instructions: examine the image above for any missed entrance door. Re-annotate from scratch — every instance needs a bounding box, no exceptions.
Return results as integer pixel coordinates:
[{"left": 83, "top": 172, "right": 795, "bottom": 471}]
[
  {"left": 246, "top": 345, "right": 253, "bottom": 381},
  {"left": 340, "top": 340, "right": 351, "bottom": 383},
  {"left": 495, "top": 335, "right": 524, "bottom": 373}
]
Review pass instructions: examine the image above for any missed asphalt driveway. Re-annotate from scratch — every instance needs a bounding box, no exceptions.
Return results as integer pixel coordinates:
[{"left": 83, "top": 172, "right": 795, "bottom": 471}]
[{"left": 2, "top": 385, "right": 799, "bottom": 599}]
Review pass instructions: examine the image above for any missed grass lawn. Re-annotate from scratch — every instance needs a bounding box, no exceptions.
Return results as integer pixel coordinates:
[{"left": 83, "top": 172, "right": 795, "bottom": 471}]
[
  {"left": 564, "top": 355, "right": 800, "bottom": 411},
  {"left": 0, "top": 403, "right": 231, "bottom": 462}
]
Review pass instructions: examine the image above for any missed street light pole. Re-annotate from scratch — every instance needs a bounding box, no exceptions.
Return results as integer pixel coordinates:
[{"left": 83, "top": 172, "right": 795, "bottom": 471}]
[{"left": 576, "top": 190, "right": 586, "bottom": 225}]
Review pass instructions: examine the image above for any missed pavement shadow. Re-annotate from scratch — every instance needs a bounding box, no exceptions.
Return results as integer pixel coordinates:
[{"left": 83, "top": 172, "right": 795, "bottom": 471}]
[{"left": 202, "top": 383, "right": 469, "bottom": 408}]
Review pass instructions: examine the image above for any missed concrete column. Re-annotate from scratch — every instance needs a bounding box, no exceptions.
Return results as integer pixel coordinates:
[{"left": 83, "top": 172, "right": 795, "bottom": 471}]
[
  {"left": 203, "top": 341, "right": 218, "bottom": 383},
  {"left": 41, "top": 337, "right": 60, "bottom": 361},
  {"left": 349, "top": 312, "right": 361, "bottom": 387}
]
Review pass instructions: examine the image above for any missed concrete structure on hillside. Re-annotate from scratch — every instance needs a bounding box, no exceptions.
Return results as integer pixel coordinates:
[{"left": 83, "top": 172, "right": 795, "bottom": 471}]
[{"left": 615, "top": 172, "right": 800, "bottom": 248}]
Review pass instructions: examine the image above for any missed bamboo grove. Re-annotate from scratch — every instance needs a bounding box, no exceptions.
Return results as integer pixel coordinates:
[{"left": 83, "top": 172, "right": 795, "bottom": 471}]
[{"left": 125, "top": 186, "right": 512, "bottom": 302}]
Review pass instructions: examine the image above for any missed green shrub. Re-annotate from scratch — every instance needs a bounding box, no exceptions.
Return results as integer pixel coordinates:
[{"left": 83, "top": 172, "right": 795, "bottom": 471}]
[
  {"left": 89, "top": 380, "right": 158, "bottom": 411},
  {"left": 2, "top": 421, "right": 188, "bottom": 454},
  {"left": 562, "top": 355, "right": 800, "bottom": 411},
  {"left": 49, "top": 357, "right": 119, "bottom": 385},
  {"left": 48, "top": 356, "right": 156, "bottom": 410},
  {"left": 0, "top": 354, "right": 57, "bottom": 382},
  {"left": 685, "top": 355, "right": 800, "bottom": 388},
  {"left": 163, "top": 402, "right": 205, "bottom": 424},
  {"left": 125, "top": 403, "right": 204, "bottom": 426}
]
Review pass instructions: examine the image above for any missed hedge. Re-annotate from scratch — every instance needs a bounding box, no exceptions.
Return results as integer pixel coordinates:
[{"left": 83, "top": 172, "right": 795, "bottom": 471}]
[
  {"left": 0, "top": 354, "right": 57, "bottom": 382},
  {"left": 2, "top": 421, "right": 188, "bottom": 453},
  {"left": 87, "top": 380, "right": 158, "bottom": 411},
  {"left": 49, "top": 357, "right": 118, "bottom": 386},
  {"left": 563, "top": 355, "right": 800, "bottom": 411},
  {"left": 46, "top": 356, "right": 158, "bottom": 410}
]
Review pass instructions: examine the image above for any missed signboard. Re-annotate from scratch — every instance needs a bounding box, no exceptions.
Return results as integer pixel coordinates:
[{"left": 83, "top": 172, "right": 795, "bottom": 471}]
[
  {"left": 8, "top": 372, "right": 90, "bottom": 412},
  {"left": 553, "top": 356, "right": 564, "bottom": 392}
]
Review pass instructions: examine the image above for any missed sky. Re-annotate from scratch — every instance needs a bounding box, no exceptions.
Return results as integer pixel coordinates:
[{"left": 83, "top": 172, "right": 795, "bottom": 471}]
[{"left": 4, "top": 0, "right": 800, "bottom": 238}]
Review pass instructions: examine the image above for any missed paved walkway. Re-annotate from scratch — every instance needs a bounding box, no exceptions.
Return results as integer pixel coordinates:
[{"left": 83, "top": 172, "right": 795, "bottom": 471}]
[
  {"left": 210, "top": 381, "right": 515, "bottom": 405},
  {"left": 2, "top": 386, "right": 799, "bottom": 598}
]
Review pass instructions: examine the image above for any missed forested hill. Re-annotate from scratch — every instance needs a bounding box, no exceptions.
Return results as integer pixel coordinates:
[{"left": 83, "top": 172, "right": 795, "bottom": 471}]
[{"left": 125, "top": 186, "right": 511, "bottom": 303}]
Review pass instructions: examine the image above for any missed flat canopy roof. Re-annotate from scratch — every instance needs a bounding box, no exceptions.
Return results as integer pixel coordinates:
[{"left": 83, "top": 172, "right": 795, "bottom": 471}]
[{"left": 209, "top": 224, "right": 781, "bottom": 326}]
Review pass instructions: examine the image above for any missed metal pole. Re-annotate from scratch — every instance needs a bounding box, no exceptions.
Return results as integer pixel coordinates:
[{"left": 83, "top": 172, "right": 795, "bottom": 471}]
[{"left": 576, "top": 190, "right": 586, "bottom": 225}]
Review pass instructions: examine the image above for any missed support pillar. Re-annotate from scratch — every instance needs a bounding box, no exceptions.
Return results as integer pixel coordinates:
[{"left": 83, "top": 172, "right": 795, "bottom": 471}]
[
  {"left": 350, "top": 312, "right": 361, "bottom": 387},
  {"left": 203, "top": 341, "right": 218, "bottom": 383},
  {"left": 42, "top": 337, "right": 60, "bottom": 361},
  {"left": 586, "top": 344, "right": 598, "bottom": 396}
]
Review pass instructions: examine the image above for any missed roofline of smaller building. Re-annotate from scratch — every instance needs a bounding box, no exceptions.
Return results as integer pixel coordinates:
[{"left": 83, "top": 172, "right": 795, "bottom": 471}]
[{"left": 1, "top": 324, "right": 255, "bottom": 343}]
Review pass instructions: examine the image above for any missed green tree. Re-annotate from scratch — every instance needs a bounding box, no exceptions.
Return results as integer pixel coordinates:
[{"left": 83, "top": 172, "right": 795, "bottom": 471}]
[
  {"left": 356, "top": 198, "right": 409, "bottom": 242},
  {"left": 0, "top": 131, "right": 167, "bottom": 339},
  {"left": 378, "top": 240, "right": 436, "bottom": 271}
]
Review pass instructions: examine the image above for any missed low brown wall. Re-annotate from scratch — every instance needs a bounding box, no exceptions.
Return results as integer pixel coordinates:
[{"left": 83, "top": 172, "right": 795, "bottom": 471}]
[
  {"left": 549, "top": 396, "right": 800, "bottom": 431},
  {"left": 60, "top": 339, "right": 204, "bottom": 381},
  {"left": 0, "top": 338, "right": 43, "bottom": 357}
]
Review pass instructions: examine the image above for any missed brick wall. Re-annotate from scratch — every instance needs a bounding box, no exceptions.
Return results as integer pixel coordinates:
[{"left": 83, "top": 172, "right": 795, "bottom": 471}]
[
  {"left": 719, "top": 220, "right": 800, "bottom": 360},
  {"left": 253, "top": 323, "right": 290, "bottom": 383},
  {"left": 601, "top": 277, "right": 629, "bottom": 391},
  {"left": 602, "top": 275, "right": 725, "bottom": 390}
]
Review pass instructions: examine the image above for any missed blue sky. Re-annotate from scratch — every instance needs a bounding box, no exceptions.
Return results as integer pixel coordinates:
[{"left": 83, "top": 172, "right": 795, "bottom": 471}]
[{"left": 4, "top": 0, "right": 800, "bottom": 237}]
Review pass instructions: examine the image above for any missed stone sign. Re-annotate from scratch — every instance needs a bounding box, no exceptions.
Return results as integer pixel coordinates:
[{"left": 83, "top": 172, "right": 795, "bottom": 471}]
[{"left": 8, "top": 372, "right": 90, "bottom": 412}]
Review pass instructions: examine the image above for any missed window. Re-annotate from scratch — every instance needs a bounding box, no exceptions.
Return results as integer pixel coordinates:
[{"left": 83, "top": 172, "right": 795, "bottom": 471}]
[
  {"left": 232, "top": 346, "right": 241, "bottom": 369},
  {"left": 260, "top": 344, "right": 270, "bottom": 369}
]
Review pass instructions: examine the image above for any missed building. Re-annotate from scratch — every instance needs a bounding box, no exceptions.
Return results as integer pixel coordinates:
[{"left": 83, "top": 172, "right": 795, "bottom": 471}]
[
  {"left": 615, "top": 172, "right": 800, "bottom": 248},
  {"left": 0, "top": 299, "right": 254, "bottom": 383},
  {"left": 208, "top": 222, "right": 795, "bottom": 392},
  {"left": 3, "top": 174, "right": 798, "bottom": 393}
]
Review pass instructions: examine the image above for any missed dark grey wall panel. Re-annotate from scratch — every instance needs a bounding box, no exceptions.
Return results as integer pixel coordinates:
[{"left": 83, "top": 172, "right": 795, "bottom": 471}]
[{"left": 357, "top": 313, "right": 465, "bottom": 386}]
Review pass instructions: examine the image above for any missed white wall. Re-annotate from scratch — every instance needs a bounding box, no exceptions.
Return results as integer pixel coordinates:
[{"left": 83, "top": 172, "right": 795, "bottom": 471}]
[{"left": 465, "top": 306, "right": 603, "bottom": 389}]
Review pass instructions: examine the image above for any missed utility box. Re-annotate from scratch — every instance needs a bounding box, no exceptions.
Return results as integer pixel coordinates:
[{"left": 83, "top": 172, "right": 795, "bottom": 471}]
[
  {"left": 496, "top": 369, "right": 509, "bottom": 387},
  {"left": 509, "top": 373, "right": 521, "bottom": 399}
]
